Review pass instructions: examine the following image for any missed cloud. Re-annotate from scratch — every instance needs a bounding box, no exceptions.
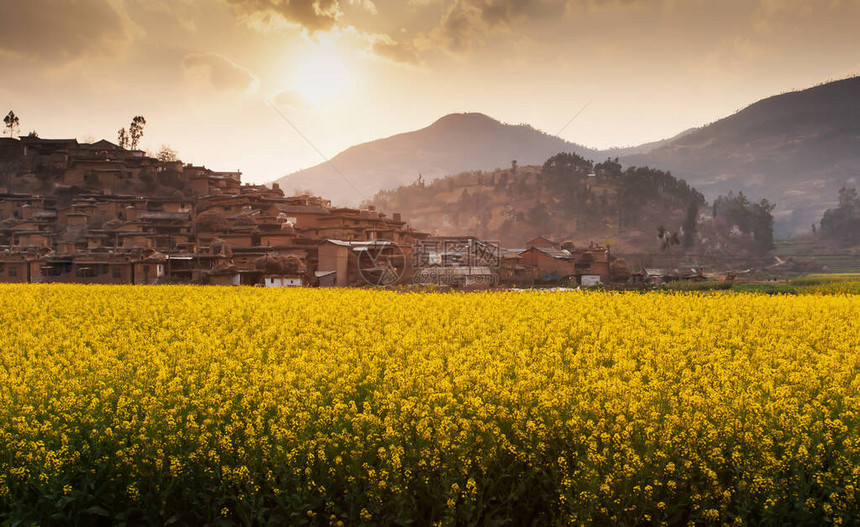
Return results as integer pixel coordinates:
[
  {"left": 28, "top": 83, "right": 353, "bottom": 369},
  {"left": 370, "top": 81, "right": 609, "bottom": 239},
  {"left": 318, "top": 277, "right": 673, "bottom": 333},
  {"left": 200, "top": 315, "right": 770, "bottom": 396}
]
[
  {"left": 368, "top": 34, "right": 422, "bottom": 65},
  {"left": 182, "top": 53, "right": 260, "bottom": 92},
  {"left": 426, "top": 0, "right": 565, "bottom": 53},
  {"left": 224, "top": 0, "right": 343, "bottom": 32},
  {"left": 223, "top": 0, "right": 564, "bottom": 57},
  {"left": 751, "top": 0, "right": 815, "bottom": 32},
  {"left": 271, "top": 89, "right": 313, "bottom": 108},
  {"left": 749, "top": 0, "right": 858, "bottom": 33},
  {"left": 479, "top": 0, "right": 549, "bottom": 27},
  {"left": 0, "top": 0, "right": 138, "bottom": 63},
  {"left": 348, "top": 0, "right": 378, "bottom": 14},
  {"left": 431, "top": 1, "right": 481, "bottom": 52}
]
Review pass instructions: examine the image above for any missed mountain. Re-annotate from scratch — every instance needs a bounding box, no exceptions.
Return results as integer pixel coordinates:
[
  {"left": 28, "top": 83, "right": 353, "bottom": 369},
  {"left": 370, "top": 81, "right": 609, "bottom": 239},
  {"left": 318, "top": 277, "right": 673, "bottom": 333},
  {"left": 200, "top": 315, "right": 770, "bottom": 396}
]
[
  {"left": 603, "top": 128, "right": 696, "bottom": 158},
  {"left": 622, "top": 76, "right": 860, "bottom": 237},
  {"left": 277, "top": 77, "right": 860, "bottom": 237},
  {"left": 274, "top": 113, "right": 602, "bottom": 206}
]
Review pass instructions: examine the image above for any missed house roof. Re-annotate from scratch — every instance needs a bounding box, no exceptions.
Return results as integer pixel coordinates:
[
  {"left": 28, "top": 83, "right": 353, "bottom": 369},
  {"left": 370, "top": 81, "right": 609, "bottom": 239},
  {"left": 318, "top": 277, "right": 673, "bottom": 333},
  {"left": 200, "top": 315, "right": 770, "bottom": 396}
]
[
  {"left": 275, "top": 204, "right": 330, "bottom": 214},
  {"left": 322, "top": 239, "right": 396, "bottom": 248},
  {"left": 81, "top": 139, "right": 121, "bottom": 150},
  {"left": 526, "top": 235, "right": 559, "bottom": 248},
  {"left": 500, "top": 248, "right": 524, "bottom": 258},
  {"left": 529, "top": 246, "right": 572, "bottom": 259},
  {"left": 23, "top": 137, "right": 78, "bottom": 146},
  {"left": 136, "top": 211, "right": 191, "bottom": 221}
]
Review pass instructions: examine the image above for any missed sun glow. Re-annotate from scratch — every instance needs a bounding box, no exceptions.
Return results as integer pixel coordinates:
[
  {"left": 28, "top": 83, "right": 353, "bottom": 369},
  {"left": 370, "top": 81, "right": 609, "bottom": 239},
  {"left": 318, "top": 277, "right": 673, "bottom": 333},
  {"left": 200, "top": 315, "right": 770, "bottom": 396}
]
[{"left": 293, "top": 44, "right": 354, "bottom": 106}]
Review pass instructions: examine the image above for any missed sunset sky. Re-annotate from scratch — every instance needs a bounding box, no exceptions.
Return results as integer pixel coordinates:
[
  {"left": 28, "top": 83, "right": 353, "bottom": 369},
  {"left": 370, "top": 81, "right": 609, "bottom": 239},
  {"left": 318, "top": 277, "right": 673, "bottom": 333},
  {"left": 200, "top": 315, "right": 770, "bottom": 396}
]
[{"left": 2, "top": 0, "right": 859, "bottom": 185}]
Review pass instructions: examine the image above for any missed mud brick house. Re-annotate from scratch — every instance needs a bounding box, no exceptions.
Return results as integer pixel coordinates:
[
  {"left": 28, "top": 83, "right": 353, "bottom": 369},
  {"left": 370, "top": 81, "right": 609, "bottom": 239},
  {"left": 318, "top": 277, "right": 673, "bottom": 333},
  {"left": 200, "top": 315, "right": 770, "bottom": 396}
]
[
  {"left": 133, "top": 252, "right": 167, "bottom": 285},
  {"left": 255, "top": 252, "right": 309, "bottom": 287},
  {"left": 0, "top": 195, "right": 55, "bottom": 220},
  {"left": 33, "top": 255, "right": 130, "bottom": 284},
  {"left": 186, "top": 165, "right": 242, "bottom": 196},
  {"left": 519, "top": 236, "right": 610, "bottom": 285},
  {"left": 0, "top": 135, "right": 429, "bottom": 286},
  {"left": 497, "top": 248, "right": 530, "bottom": 286},
  {"left": 317, "top": 240, "right": 405, "bottom": 287},
  {"left": 0, "top": 255, "right": 31, "bottom": 283},
  {"left": 263, "top": 275, "right": 304, "bottom": 287}
]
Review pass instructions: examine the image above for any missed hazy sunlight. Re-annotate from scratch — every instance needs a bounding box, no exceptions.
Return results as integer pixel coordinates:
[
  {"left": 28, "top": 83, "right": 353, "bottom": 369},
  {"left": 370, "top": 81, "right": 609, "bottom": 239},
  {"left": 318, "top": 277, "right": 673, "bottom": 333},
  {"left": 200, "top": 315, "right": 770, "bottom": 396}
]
[{"left": 293, "top": 44, "right": 353, "bottom": 106}]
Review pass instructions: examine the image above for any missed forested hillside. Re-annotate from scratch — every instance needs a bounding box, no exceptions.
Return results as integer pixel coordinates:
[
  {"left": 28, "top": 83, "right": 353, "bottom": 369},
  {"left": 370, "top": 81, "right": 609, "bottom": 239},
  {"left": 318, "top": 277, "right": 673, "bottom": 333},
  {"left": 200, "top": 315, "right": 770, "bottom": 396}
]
[{"left": 370, "top": 151, "right": 777, "bottom": 259}]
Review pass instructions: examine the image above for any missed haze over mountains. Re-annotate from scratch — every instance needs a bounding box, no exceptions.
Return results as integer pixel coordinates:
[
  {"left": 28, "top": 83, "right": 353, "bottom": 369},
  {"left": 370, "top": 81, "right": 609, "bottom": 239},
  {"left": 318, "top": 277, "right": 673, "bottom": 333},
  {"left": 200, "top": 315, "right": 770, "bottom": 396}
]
[
  {"left": 275, "top": 113, "right": 601, "bottom": 205},
  {"left": 626, "top": 76, "right": 860, "bottom": 236},
  {"left": 276, "top": 77, "right": 860, "bottom": 237}
]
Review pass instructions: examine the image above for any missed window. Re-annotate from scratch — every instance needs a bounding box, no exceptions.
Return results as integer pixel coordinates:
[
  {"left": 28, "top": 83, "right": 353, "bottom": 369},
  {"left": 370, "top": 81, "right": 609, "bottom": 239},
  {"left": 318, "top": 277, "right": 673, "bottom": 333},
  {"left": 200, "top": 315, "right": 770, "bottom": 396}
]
[
  {"left": 8, "top": 266, "right": 17, "bottom": 277},
  {"left": 113, "top": 268, "right": 122, "bottom": 279},
  {"left": 76, "top": 267, "right": 97, "bottom": 278}
]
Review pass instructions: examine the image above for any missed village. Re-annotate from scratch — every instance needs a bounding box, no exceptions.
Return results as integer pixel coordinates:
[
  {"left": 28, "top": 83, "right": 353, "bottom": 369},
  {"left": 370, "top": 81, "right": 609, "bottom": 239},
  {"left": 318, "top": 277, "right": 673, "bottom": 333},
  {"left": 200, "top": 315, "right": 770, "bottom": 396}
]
[{"left": 0, "top": 135, "right": 612, "bottom": 288}]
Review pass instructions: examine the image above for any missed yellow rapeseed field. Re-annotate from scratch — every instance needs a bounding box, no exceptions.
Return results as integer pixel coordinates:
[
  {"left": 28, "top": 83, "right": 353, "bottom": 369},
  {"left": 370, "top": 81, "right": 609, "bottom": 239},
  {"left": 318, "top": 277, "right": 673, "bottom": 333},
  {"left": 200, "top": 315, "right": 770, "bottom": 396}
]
[{"left": 1, "top": 284, "right": 859, "bottom": 525}]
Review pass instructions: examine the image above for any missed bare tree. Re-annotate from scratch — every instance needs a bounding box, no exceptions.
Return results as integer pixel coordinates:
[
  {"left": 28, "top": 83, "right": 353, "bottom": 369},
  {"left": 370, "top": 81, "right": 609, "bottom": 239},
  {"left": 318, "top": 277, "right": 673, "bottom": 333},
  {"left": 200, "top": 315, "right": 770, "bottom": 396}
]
[{"left": 156, "top": 144, "right": 178, "bottom": 163}]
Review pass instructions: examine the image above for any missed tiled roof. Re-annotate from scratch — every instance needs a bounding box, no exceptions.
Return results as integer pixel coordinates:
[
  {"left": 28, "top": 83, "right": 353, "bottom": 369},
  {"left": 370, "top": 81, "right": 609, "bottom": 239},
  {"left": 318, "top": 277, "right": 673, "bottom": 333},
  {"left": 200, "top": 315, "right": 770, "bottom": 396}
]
[{"left": 275, "top": 204, "right": 330, "bottom": 214}]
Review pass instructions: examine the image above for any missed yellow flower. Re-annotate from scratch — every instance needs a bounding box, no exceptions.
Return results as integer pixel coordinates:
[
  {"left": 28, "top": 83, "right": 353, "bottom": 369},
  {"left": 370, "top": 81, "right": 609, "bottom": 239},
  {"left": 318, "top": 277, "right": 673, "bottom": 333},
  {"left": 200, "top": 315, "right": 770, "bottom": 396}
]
[{"left": 0, "top": 284, "right": 858, "bottom": 525}]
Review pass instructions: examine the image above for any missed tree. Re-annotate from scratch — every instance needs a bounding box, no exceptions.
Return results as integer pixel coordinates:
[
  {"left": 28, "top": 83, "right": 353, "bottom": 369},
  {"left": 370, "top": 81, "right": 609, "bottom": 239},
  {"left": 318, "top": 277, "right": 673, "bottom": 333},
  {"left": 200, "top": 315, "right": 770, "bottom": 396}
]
[
  {"left": 528, "top": 202, "right": 551, "bottom": 232},
  {"left": 820, "top": 187, "right": 860, "bottom": 245},
  {"left": 458, "top": 188, "right": 473, "bottom": 210},
  {"left": 712, "top": 191, "right": 775, "bottom": 253},
  {"left": 495, "top": 171, "right": 509, "bottom": 192},
  {"left": 156, "top": 145, "right": 178, "bottom": 163},
  {"left": 117, "top": 115, "right": 146, "bottom": 150},
  {"left": 542, "top": 152, "right": 592, "bottom": 175},
  {"left": 839, "top": 186, "right": 859, "bottom": 209},
  {"left": 194, "top": 210, "right": 227, "bottom": 233},
  {"left": 594, "top": 158, "right": 623, "bottom": 178},
  {"left": 682, "top": 201, "right": 699, "bottom": 249},
  {"left": 4, "top": 111, "right": 19, "bottom": 137},
  {"left": 750, "top": 198, "right": 775, "bottom": 250},
  {"left": 117, "top": 128, "right": 129, "bottom": 149},
  {"left": 129, "top": 116, "right": 146, "bottom": 150},
  {"left": 657, "top": 225, "right": 680, "bottom": 250}
]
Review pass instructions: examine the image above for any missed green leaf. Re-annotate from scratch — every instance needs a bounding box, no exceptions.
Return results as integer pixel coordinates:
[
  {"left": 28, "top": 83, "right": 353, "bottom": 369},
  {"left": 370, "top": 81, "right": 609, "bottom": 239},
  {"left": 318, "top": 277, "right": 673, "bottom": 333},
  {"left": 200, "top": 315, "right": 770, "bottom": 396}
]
[{"left": 85, "top": 505, "right": 111, "bottom": 517}]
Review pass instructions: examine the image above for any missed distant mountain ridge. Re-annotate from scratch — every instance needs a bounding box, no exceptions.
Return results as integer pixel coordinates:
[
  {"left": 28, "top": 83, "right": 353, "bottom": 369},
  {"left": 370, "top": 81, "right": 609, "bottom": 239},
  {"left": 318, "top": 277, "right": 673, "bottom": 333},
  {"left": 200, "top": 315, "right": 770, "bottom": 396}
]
[
  {"left": 276, "top": 77, "right": 860, "bottom": 237},
  {"left": 623, "top": 76, "right": 860, "bottom": 236},
  {"left": 275, "top": 113, "right": 602, "bottom": 206}
]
